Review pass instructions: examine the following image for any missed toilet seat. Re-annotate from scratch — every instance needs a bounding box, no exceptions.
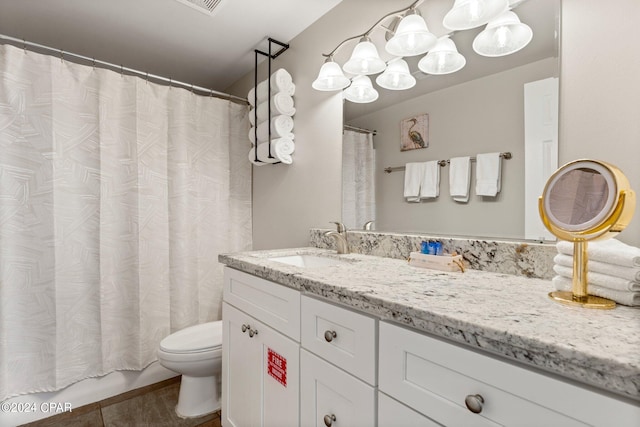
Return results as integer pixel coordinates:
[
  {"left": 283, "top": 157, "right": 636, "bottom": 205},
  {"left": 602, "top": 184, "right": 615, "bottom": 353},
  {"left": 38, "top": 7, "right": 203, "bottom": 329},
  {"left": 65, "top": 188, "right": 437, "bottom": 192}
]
[{"left": 160, "top": 321, "right": 222, "bottom": 354}]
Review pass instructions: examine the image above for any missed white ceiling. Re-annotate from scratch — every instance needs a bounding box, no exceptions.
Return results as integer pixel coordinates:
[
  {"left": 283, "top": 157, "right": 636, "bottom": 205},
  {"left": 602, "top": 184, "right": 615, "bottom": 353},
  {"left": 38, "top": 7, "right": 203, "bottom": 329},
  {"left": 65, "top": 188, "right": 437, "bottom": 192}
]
[{"left": 0, "top": 0, "right": 343, "bottom": 91}]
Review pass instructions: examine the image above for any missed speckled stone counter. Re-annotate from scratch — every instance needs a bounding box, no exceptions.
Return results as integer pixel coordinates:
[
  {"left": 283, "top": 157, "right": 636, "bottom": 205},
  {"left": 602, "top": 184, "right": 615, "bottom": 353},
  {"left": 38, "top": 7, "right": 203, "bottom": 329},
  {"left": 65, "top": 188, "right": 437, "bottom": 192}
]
[
  {"left": 219, "top": 247, "right": 640, "bottom": 402},
  {"left": 310, "top": 228, "right": 557, "bottom": 279}
]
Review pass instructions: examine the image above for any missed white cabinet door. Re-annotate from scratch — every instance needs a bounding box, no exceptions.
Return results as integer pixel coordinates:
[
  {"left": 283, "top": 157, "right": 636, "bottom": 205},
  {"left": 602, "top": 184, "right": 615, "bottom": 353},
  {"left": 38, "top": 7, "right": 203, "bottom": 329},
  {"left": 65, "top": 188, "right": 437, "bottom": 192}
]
[
  {"left": 223, "top": 302, "right": 262, "bottom": 427},
  {"left": 223, "top": 302, "right": 299, "bottom": 427},
  {"left": 378, "top": 392, "right": 442, "bottom": 427},
  {"left": 300, "top": 349, "right": 375, "bottom": 427}
]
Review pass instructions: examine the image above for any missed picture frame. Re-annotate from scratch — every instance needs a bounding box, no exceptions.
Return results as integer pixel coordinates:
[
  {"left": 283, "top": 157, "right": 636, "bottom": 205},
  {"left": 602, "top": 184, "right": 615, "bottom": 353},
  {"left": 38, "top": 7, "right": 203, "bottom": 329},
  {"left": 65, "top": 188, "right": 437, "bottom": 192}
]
[{"left": 400, "top": 113, "right": 429, "bottom": 151}]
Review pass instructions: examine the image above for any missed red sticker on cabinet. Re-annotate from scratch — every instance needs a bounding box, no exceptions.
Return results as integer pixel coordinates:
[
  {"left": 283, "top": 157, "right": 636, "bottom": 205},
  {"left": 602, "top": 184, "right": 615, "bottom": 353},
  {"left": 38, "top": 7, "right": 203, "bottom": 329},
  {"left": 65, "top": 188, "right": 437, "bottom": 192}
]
[{"left": 267, "top": 348, "right": 287, "bottom": 387}]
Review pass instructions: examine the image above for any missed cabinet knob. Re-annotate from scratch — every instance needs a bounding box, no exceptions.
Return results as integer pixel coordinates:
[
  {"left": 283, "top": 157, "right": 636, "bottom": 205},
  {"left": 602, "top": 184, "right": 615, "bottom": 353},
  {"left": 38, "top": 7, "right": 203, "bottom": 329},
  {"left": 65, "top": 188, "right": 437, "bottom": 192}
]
[
  {"left": 324, "top": 330, "right": 337, "bottom": 342},
  {"left": 323, "top": 414, "right": 336, "bottom": 427},
  {"left": 241, "top": 324, "right": 250, "bottom": 333},
  {"left": 249, "top": 328, "right": 258, "bottom": 338},
  {"left": 464, "top": 394, "right": 485, "bottom": 414}
]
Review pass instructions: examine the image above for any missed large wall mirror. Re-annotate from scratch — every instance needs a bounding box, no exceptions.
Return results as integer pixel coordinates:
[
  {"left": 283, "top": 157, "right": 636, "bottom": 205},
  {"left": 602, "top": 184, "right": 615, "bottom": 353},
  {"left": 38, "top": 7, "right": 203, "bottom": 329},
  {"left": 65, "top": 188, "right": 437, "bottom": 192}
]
[{"left": 341, "top": 0, "right": 560, "bottom": 241}]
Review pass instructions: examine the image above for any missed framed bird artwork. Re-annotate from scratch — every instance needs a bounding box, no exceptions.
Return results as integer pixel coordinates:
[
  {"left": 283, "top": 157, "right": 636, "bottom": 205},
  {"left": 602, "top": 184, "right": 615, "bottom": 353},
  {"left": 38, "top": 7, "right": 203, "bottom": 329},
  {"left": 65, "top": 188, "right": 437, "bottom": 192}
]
[{"left": 400, "top": 113, "right": 429, "bottom": 151}]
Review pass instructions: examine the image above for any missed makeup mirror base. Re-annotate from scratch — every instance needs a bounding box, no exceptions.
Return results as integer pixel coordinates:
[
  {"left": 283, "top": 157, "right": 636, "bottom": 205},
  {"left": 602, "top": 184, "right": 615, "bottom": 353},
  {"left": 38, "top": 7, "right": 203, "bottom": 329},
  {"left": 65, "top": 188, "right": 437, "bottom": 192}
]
[{"left": 548, "top": 291, "right": 616, "bottom": 310}]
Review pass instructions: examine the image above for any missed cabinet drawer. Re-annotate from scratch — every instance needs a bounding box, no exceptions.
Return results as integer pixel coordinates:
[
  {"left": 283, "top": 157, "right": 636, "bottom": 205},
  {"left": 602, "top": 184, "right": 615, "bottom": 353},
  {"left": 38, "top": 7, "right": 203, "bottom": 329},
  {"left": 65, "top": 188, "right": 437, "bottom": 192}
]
[
  {"left": 378, "top": 392, "right": 442, "bottom": 427},
  {"left": 300, "top": 349, "right": 375, "bottom": 427},
  {"left": 380, "top": 322, "right": 590, "bottom": 427},
  {"left": 223, "top": 267, "right": 300, "bottom": 340},
  {"left": 301, "top": 295, "right": 377, "bottom": 385}
]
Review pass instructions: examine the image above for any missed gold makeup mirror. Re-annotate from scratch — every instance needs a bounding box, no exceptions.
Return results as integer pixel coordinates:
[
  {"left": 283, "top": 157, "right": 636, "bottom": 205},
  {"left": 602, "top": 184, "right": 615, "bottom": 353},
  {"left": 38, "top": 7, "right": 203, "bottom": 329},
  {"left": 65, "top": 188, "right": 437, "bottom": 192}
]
[{"left": 539, "top": 160, "right": 636, "bottom": 309}]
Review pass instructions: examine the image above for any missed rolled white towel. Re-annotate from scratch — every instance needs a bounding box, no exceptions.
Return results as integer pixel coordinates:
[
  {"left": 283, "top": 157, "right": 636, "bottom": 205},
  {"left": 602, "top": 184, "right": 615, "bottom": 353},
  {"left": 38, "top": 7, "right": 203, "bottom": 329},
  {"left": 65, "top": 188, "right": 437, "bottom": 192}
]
[
  {"left": 248, "top": 143, "right": 278, "bottom": 165},
  {"left": 272, "top": 137, "right": 295, "bottom": 163},
  {"left": 552, "top": 275, "right": 640, "bottom": 307},
  {"left": 557, "top": 239, "right": 640, "bottom": 268},
  {"left": 554, "top": 253, "right": 640, "bottom": 282},
  {"left": 256, "top": 115, "right": 294, "bottom": 142},
  {"left": 256, "top": 93, "right": 296, "bottom": 121},
  {"left": 553, "top": 264, "right": 640, "bottom": 292},
  {"left": 249, "top": 129, "right": 294, "bottom": 145},
  {"left": 246, "top": 69, "right": 294, "bottom": 106}
]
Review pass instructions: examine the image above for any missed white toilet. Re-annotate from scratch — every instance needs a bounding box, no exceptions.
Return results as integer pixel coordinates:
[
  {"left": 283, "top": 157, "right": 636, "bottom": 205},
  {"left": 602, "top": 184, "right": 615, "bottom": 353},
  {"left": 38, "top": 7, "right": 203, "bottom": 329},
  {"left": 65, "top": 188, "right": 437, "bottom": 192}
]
[{"left": 157, "top": 321, "right": 223, "bottom": 418}]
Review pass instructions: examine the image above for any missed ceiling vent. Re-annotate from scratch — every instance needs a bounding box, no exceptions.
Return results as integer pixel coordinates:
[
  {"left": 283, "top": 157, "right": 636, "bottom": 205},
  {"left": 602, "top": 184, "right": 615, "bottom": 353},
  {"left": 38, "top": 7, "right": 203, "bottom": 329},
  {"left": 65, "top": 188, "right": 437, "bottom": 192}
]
[{"left": 174, "top": 0, "right": 224, "bottom": 16}]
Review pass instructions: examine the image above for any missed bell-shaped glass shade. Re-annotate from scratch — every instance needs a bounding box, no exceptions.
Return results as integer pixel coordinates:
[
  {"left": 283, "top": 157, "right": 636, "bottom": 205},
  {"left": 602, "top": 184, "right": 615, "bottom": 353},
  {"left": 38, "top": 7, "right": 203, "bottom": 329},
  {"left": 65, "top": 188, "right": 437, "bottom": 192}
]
[
  {"left": 376, "top": 58, "right": 416, "bottom": 90},
  {"left": 443, "top": 0, "right": 509, "bottom": 31},
  {"left": 343, "top": 38, "right": 387, "bottom": 75},
  {"left": 312, "top": 60, "right": 351, "bottom": 91},
  {"left": 344, "top": 75, "right": 379, "bottom": 103},
  {"left": 418, "top": 36, "right": 466, "bottom": 75},
  {"left": 472, "top": 11, "right": 533, "bottom": 57},
  {"left": 385, "top": 14, "right": 437, "bottom": 57}
]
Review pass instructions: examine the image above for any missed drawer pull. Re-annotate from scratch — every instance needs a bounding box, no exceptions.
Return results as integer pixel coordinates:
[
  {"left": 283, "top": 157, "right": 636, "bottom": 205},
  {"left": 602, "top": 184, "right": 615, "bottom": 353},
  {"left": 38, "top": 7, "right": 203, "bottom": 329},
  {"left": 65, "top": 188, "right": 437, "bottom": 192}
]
[
  {"left": 249, "top": 328, "right": 258, "bottom": 338},
  {"left": 241, "top": 324, "right": 250, "bottom": 333},
  {"left": 465, "top": 394, "right": 484, "bottom": 414},
  {"left": 323, "top": 414, "right": 336, "bottom": 426},
  {"left": 324, "top": 330, "right": 337, "bottom": 342}
]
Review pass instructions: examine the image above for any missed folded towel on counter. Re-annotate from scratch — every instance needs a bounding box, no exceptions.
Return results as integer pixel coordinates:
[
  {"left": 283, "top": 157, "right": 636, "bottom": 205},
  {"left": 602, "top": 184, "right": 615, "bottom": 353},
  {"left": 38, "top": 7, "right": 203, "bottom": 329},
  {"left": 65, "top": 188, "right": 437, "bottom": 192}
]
[
  {"left": 404, "top": 163, "right": 425, "bottom": 203},
  {"left": 475, "top": 152, "right": 502, "bottom": 196},
  {"left": 449, "top": 156, "right": 471, "bottom": 202},
  {"left": 248, "top": 68, "right": 294, "bottom": 106},
  {"left": 557, "top": 239, "right": 640, "bottom": 268},
  {"left": 552, "top": 264, "right": 640, "bottom": 292},
  {"left": 552, "top": 275, "right": 640, "bottom": 306},
  {"left": 553, "top": 253, "right": 640, "bottom": 282},
  {"left": 419, "top": 160, "right": 440, "bottom": 199}
]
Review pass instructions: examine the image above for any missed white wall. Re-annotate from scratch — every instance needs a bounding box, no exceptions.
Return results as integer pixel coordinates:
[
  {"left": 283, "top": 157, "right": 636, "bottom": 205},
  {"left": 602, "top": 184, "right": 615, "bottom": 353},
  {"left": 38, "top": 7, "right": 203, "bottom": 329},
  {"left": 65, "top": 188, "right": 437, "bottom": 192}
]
[{"left": 560, "top": 0, "right": 640, "bottom": 246}]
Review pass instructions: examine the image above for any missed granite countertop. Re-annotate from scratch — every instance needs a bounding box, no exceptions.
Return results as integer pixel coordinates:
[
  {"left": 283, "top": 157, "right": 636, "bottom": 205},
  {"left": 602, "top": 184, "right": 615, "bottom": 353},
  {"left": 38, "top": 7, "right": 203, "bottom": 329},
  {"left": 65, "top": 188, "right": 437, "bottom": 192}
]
[{"left": 219, "top": 247, "right": 640, "bottom": 402}]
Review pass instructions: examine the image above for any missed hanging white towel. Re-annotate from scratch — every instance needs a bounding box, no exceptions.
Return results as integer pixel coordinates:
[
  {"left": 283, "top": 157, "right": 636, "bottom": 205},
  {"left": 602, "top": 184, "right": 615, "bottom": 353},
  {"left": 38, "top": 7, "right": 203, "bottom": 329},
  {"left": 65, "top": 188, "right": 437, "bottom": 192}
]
[
  {"left": 404, "top": 162, "right": 425, "bottom": 203},
  {"left": 475, "top": 152, "right": 502, "bottom": 196},
  {"left": 552, "top": 275, "right": 640, "bottom": 307},
  {"left": 556, "top": 239, "right": 640, "bottom": 268},
  {"left": 420, "top": 160, "right": 440, "bottom": 199},
  {"left": 449, "top": 156, "right": 471, "bottom": 202}
]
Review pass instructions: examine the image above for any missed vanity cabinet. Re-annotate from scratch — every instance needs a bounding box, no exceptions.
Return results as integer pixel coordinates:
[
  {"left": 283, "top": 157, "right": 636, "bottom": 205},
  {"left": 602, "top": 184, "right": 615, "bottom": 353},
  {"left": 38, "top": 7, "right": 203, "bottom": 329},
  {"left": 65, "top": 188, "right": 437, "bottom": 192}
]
[
  {"left": 222, "top": 268, "right": 300, "bottom": 427},
  {"left": 378, "top": 321, "right": 640, "bottom": 427},
  {"left": 300, "top": 295, "right": 377, "bottom": 427}
]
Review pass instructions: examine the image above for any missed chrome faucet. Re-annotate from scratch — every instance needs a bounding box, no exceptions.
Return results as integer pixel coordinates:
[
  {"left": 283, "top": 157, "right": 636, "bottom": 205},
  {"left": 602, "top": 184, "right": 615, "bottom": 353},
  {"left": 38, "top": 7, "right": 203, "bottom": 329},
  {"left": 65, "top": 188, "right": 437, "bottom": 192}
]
[
  {"left": 326, "top": 221, "right": 349, "bottom": 254},
  {"left": 363, "top": 220, "right": 374, "bottom": 231},
  {"left": 325, "top": 231, "right": 349, "bottom": 254}
]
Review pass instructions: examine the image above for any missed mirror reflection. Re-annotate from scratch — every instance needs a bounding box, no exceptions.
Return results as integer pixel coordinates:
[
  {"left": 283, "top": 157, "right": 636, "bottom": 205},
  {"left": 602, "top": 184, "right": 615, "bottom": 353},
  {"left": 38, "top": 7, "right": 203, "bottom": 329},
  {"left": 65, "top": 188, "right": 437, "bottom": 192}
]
[
  {"left": 341, "top": 0, "right": 560, "bottom": 241},
  {"left": 548, "top": 168, "right": 609, "bottom": 227}
]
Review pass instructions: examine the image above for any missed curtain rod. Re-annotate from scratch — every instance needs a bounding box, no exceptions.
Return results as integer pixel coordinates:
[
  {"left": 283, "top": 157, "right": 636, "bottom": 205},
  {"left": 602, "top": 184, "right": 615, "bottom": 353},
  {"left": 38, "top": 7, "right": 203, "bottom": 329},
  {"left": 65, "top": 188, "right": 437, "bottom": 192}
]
[
  {"left": 0, "top": 33, "right": 248, "bottom": 104},
  {"left": 344, "top": 124, "right": 377, "bottom": 135},
  {"left": 384, "top": 152, "right": 512, "bottom": 173}
]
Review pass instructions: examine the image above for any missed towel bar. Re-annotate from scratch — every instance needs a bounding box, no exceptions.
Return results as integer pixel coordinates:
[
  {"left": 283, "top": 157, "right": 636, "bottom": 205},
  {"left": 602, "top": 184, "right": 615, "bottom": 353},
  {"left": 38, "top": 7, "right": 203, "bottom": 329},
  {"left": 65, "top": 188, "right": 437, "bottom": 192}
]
[{"left": 384, "top": 152, "right": 512, "bottom": 174}]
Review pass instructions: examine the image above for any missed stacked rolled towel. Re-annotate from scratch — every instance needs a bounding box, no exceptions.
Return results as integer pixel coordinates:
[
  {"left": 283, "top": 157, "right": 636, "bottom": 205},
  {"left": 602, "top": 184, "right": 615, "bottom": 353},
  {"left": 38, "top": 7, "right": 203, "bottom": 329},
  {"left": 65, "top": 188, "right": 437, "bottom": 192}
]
[
  {"left": 248, "top": 137, "right": 295, "bottom": 166},
  {"left": 247, "top": 68, "right": 296, "bottom": 164},
  {"left": 552, "top": 239, "right": 640, "bottom": 306}
]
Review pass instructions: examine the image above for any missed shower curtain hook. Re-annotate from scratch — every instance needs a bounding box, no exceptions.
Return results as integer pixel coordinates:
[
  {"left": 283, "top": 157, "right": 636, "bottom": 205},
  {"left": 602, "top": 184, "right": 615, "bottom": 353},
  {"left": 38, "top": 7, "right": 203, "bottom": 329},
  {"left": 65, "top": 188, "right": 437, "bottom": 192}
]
[
  {"left": 145, "top": 72, "right": 149, "bottom": 84},
  {"left": 120, "top": 65, "right": 123, "bottom": 77},
  {"left": 23, "top": 39, "right": 27, "bottom": 54},
  {"left": 59, "top": 50, "right": 64, "bottom": 63},
  {"left": 92, "top": 58, "right": 96, "bottom": 70}
]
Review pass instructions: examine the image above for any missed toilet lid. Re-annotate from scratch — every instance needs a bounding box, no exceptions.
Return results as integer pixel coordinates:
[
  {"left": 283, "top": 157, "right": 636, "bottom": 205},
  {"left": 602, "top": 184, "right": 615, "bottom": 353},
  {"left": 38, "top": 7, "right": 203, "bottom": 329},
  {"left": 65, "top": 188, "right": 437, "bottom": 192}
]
[{"left": 160, "top": 321, "right": 222, "bottom": 353}]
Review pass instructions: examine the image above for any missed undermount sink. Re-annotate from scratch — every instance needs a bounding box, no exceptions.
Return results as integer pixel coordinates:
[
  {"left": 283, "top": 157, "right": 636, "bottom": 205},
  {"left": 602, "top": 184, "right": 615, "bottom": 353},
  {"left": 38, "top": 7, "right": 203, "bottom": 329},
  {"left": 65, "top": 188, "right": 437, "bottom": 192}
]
[{"left": 268, "top": 254, "right": 348, "bottom": 268}]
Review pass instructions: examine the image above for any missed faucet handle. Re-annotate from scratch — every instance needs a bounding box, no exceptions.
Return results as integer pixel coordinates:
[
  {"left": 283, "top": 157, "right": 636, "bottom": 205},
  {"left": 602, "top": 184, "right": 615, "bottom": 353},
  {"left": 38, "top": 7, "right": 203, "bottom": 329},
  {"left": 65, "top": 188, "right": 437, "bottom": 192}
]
[
  {"left": 330, "top": 221, "right": 347, "bottom": 233},
  {"left": 363, "top": 220, "right": 374, "bottom": 231}
]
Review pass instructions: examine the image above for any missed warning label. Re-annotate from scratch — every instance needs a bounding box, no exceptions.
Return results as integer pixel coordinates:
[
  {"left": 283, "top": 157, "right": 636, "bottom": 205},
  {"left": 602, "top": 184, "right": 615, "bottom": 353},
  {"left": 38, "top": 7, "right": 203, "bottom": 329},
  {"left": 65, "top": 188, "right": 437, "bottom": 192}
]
[{"left": 267, "top": 348, "right": 287, "bottom": 387}]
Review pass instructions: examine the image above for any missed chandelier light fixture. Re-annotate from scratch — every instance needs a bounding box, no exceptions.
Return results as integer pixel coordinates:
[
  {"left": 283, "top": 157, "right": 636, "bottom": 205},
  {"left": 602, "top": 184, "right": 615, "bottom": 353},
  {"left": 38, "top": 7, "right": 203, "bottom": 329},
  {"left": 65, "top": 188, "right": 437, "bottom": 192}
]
[{"left": 311, "top": 0, "right": 534, "bottom": 104}]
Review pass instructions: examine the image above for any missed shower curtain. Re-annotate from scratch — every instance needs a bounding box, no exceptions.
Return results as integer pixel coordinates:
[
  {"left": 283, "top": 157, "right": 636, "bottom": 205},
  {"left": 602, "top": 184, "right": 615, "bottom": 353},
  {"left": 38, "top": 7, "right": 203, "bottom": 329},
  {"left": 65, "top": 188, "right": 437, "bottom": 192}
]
[
  {"left": 0, "top": 44, "right": 252, "bottom": 400},
  {"left": 342, "top": 129, "right": 375, "bottom": 230}
]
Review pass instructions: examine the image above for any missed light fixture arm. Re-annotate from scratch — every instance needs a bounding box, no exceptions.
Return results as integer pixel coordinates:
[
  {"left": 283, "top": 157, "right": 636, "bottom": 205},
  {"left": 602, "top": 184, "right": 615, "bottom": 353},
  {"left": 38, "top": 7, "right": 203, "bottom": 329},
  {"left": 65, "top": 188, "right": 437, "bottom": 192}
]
[{"left": 321, "top": 0, "right": 425, "bottom": 58}]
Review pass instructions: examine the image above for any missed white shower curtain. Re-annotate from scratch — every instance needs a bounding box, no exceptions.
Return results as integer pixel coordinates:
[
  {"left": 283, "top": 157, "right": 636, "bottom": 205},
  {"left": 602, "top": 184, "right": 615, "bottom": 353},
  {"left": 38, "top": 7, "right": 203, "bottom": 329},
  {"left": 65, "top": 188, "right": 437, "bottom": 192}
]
[
  {"left": 342, "top": 129, "right": 375, "bottom": 230},
  {"left": 0, "top": 44, "right": 252, "bottom": 400}
]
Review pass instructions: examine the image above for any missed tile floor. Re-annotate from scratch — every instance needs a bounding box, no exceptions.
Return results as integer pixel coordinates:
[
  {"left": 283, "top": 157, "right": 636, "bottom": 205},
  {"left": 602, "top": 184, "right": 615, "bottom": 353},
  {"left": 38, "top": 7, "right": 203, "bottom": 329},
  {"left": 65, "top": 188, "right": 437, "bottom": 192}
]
[{"left": 20, "top": 377, "right": 221, "bottom": 427}]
